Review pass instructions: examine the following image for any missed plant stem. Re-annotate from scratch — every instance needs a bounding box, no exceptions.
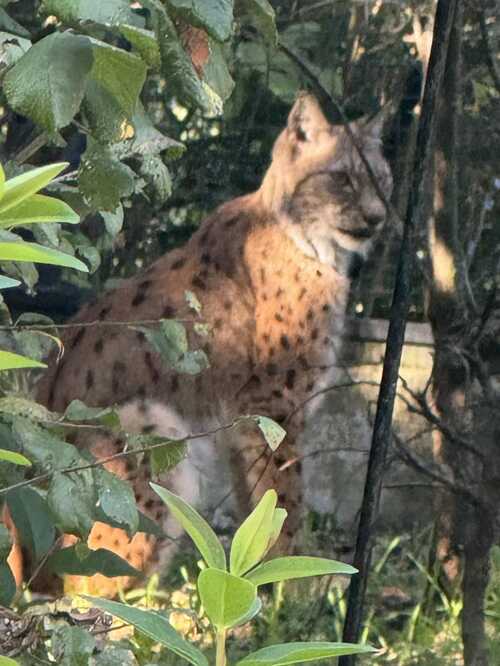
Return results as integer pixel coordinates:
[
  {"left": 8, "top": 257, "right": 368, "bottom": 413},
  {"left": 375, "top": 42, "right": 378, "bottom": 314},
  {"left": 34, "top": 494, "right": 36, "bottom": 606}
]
[{"left": 216, "top": 629, "right": 226, "bottom": 666}]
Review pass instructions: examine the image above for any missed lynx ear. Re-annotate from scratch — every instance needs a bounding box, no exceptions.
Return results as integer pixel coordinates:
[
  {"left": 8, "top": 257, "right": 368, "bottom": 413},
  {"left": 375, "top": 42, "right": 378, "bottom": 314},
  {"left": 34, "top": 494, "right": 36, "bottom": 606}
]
[{"left": 287, "top": 93, "right": 329, "bottom": 142}]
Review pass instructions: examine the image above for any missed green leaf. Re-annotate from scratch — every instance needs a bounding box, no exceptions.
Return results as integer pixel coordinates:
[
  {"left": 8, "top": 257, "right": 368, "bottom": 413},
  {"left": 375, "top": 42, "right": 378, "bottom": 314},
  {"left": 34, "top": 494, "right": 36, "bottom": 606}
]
[
  {"left": 101, "top": 205, "right": 124, "bottom": 237},
  {"left": 135, "top": 320, "right": 209, "bottom": 375},
  {"left": 0, "top": 241, "right": 88, "bottom": 271},
  {"left": 6, "top": 487, "right": 56, "bottom": 562},
  {"left": 149, "top": 438, "right": 186, "bottom": 476},
  {"left": 0, "top": 194, "right": 79, "bottom": 228},
  {"left": 245, "top": 556, "right": 357, "bottom": 587},
  {"left": 119, "top": 24, "right": 160, "bottom": 68},
  {"left": 230, "top": 489, "right": 276, "bottom": 576},
  {"left": 0, "top": 8, "right": 30, "bottom": 38},
  {"left": 83, "top": 596, "right": 209, "bottom": 666},
  {"left": 0, "top": 31, "right": 31, "bottom": 70},
  {"left": 264, "top": 507, "right": 287, "bottom": 554},
  {"left": 64, "top": 399, "right": 120, "bottom": 429},
  {"left": 91, "top": 647, "right": 137, "bottom": 666},
  {"left": 232, "top": 595, "right": 262, "bottom": 627},
  {"left": 47, "top": 544, "right": 139, "bottom": 578},
  {"left": 0, "top": 656, "right": 20, "bottom": 666},
  {"left": 151, "top": 484, "right": 226, "bottom": 570},
  {"left": 0, "top": 350, "right": 46, "bottom": 370},
  {"left": 241, "top": 0, "right": 277, "bottom": 46},
  {"left": 198, "top": 568, "right": 257, "bottom": 629},
  {"left": 166, "top": 0, "right": 233, "bottom": 42},
  {"left": 83, "top": 78, "right": 128, "bottom": 143},
  {"left": 0, "top": 562, "right": 16, "bottom": 606},
  {"left": 4, "top": 32, "right": 93, "bottom": 132},
  {"left": 140, "top": 156, "right": 172, "bottom": 204},
  {"left": 236, "top": 642, "right": 377, "bottom": 665},
  {"left": 94, "top": 467, "right": 139, "bottom": 536},
  {"left": 0, "top": 448, "right": 31, "bottom": 465},
  {"left": 203, "top": 40, "right": 234, "bottom": 103},
  {"left": 0, "top": 162, "right": 68, "bottom": 214},
  {"left": 41, "top": 0, "right": 141, "bottom": 27},
  {"left": 12, "top": 417, "right": 82, "bottom": 469},
  {"left": 88, "top": 37, "right": 147, "bottom": 117},
  {"left": 51, "top": 624, "right": 96, "bottom": 666},
  {"left": 255, "top": 416, "right": 286, "bottom": 451},
  {"left": 115, "top": 103, "right": 185, "bottom": 159},
  {"left": 0, "top": 275, "right": 20, "bottom": 289},
  {"left": 0, "top": 395, "right": 55, "bottom": 421},
  {"left": 79, "top": 140, "right": 135, "bottom": 211},
  {"left": 48, "top": 471, "right": 96, "bottom": 538},
  {"left": 0, "top": 522, "right": 11, "bottom": 560},
  {"left": 144, "top": 1, "right": 212, "bottom": 113}
]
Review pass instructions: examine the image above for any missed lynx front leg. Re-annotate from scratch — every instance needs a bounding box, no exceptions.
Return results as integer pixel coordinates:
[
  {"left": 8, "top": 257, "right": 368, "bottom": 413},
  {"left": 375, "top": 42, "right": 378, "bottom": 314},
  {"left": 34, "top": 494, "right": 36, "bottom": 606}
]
[{"left": 226, "top": 418, "right": 304, "bottom": 552}]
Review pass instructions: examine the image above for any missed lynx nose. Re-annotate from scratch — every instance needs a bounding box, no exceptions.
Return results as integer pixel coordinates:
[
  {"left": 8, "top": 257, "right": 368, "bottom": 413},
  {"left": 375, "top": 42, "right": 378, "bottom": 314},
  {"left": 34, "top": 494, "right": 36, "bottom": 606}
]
[{"left": 364, "top": 212, "right": 385, "bottom": 228}]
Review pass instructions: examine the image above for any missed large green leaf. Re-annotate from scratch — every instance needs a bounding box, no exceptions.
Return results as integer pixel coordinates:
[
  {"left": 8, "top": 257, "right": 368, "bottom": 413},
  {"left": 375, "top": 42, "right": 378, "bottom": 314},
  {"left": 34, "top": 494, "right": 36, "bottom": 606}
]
[
  {"left": 151, "top": 484, "right": 226, "bottom": 570},
  {"left": 245, "top": 556, "right": 357, "bottom": 587},
  {"left": 0, "top": 448, "right": 31, "bottom": 466},
  {"left": 198, "top": 568, "right": 257, "bottom": 629},
  {"left": 88, "top": 37, "right": 147, "bottom": 117},
  {"left": 79, "top": 140, "right": 135, "bottom": 211},
  {"left": 0, "top": 241, "right": 88, "bottom": 271},
  {"left": 230, "top": 489, "right": 276, "bottom": 576},
  {"left": 4, "top": 32, "right": 93, "bottom": 132},
  {"left": 83, "top": 78, "right": 128, "bottom": 144},
  {"left": 0, "top": 350, "right": 46, "bottom": 370},
  {"left": 166, "top": 0, "right": 233, "bottom": 42},
  {"left": 116, "top": 104, "right": 185, "bottom": 159},
  {"left": 240, "top": 0, "right": 277, "bottom": 46},
  {"left": 143, "top": 0, "right": 212, "bottom": 112},
  {"left": 0, "top": 194, "right": 79, "bottom": 228},
  {"left": 83, "top": 596, "right": 208, "bottom": 666},
  {"left": 48, "top": 471, "right": 96, "bottom": 538},
  {"left": 0, "top": 162, "right": 67, "bottom": 214},
  {"left": 7, "top": 487, "right": 55, "bottom": 562},
  {"left": 0, "top": 656, "right": 20, "bottom": 666},
  {"left": 51, "top": 625, "right": 96, "bottom": 666},
  {"left": 0, "top": 562, "right": 16, "bottom": 606},
  {"left": 236, "top": 642, "right": 377, "bottom": 665},
  {"left": 41, "top": 0, "right": 141, "bottom": 27},
  {"left": 46, "top": 544, "right": 139, "bottom": 578},
  {"left": 94, "top": 467, "right": 139, "bottom": 536},
  {"left": 119, "top": 24, "right": 160, "bottom": 68}
]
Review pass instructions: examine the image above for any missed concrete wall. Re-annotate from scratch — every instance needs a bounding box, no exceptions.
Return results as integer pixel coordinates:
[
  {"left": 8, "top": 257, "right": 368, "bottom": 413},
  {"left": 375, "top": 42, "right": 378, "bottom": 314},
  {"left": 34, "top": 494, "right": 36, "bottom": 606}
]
[{"left": 302, "top": 318, "right": 435, "bottom": 535}]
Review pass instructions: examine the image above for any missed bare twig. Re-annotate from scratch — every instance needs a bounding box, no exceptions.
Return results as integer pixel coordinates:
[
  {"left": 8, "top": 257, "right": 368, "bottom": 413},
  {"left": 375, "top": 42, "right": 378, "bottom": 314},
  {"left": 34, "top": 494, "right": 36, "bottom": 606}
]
[
  {"left": 0, "top": 317, "right": 196, "bottom": 333},
  {"left": 0, "top": 419, "right": 240, "bottom": 497}
]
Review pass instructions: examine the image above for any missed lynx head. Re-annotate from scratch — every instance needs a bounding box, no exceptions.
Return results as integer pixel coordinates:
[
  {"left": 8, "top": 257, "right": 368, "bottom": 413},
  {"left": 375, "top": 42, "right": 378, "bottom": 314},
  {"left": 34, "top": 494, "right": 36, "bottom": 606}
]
[{"left": 260, "top": 93, "right": 393, "bottom": 277}]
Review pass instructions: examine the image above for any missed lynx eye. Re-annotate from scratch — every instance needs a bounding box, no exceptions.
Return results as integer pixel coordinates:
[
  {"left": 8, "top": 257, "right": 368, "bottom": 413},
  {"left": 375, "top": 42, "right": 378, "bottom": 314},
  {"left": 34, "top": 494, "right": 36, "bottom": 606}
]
[{"left": 332, "top": 172, "right": 352, "bottom": 188}]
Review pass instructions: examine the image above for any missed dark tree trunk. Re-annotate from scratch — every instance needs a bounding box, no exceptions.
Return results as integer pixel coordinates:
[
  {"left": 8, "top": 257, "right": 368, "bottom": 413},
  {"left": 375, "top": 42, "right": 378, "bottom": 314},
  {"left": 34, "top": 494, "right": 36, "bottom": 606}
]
[
  {"left": 428, "top": 3, "right": 493, "bottom": 664},
  {"left": 339, "top": 2, "right": 459, "bottom": 663}
]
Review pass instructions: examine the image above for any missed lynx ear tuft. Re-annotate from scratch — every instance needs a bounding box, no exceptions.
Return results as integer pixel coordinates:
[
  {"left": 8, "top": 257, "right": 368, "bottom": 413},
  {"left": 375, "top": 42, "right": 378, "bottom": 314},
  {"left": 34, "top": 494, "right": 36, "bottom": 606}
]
[
  {"left": 355, "top": 105, "right": 390, "bottom": 139},
  {"left": 287, "top": 92, "right": 329, "bottom": 142}
]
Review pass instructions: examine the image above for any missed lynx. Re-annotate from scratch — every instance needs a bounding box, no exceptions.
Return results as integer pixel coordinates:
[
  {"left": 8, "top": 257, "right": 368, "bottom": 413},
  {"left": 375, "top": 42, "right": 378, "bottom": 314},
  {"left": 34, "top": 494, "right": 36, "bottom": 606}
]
[{"left": 10, "top": 93, "right": 393, "bottom": 595}]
